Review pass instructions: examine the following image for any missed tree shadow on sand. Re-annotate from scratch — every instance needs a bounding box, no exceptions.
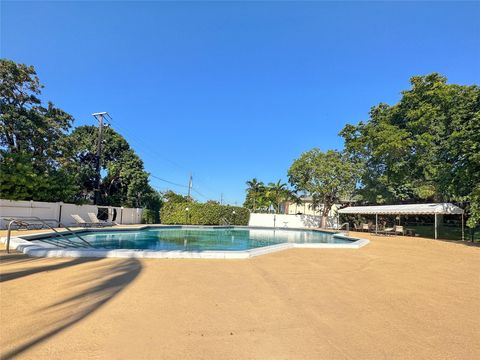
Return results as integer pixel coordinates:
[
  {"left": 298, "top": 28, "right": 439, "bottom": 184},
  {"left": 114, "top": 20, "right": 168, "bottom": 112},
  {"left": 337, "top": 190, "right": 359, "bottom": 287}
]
[
  {"left": 0, "top": 256, "right": 104, "bottom": 283},
  {"left": 1, "top": 256, "right": 142, "bottom": 359},
  {"left": 0, "top": 250, "right": 45, "bottom": 266}
]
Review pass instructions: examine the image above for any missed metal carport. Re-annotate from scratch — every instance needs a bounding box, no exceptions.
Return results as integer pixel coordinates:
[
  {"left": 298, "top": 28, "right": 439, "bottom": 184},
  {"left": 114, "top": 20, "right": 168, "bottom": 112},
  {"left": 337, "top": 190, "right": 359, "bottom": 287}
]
[{"left": 338, "top": 203, "right": 465, "bottom": 240}]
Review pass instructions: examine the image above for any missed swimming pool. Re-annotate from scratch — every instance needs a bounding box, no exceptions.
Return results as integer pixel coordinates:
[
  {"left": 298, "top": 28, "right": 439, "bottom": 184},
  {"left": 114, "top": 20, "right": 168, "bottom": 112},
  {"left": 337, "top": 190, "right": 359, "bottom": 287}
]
[
  {"left": 9, "top": 226, "right": 369, "bottom": 259},
  {"left": 38, "top": 227, "right": 353, "bottom": 251}
]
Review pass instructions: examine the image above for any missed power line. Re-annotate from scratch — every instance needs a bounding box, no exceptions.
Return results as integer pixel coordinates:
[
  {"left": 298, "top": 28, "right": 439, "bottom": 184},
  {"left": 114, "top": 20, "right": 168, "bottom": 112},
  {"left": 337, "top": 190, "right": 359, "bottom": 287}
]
[
  {"left": 109, "top": 119, "right": 189, "bottom": 175},
  {"left": 192, "top": 188, "right": 208, "bottom": 200},
  {"left": 109, "top": 119, "right": 220, "bottom": 195},
  {"left": 108, "top": 119, "right": 230, "bottom": 201},
  {"left": 149, "top": 174, "right": 189, "bottom": 188},
  {"left": 150, "top": 174, "right": 210, "bottom": 200}
]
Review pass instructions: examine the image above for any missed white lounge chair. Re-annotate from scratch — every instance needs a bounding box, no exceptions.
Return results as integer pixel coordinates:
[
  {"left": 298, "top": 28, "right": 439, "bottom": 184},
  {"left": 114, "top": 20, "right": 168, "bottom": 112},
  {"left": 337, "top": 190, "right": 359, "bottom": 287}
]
[
  {"left": 87, "top": 212, "right": 113, "bottom": 227},
  {"left": 71, "top": 214, "right": 94, "bottom": 227},
  {"left": 394, "top": 225, "right": 406, "bottom": 236},
  {"left": 380, "top": 227, "right": 395, "bottom": 236}
]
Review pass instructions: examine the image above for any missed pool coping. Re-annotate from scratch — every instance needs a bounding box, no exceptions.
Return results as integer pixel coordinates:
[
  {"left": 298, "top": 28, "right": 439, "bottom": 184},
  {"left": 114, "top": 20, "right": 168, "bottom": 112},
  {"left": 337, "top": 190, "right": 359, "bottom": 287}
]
[{"left": 1, "top": 225, "right": 369, "bottom": 259}]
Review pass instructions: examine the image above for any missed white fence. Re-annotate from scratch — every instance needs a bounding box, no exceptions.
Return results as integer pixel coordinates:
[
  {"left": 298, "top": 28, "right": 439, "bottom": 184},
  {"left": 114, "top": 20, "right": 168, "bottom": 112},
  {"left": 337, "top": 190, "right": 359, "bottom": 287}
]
[
  {"left": 0, "top": 199, "right": 142, "bottom": 229},
  {"left": 248, "top": 213, "right": 338, "bottom": 229}
]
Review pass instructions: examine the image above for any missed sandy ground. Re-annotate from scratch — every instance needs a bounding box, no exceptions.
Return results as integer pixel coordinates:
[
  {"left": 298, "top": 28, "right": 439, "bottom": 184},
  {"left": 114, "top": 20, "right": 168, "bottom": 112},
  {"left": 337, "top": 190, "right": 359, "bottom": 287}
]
[{"left": 1, "top": 231, "right": 479, "bottom": 360}]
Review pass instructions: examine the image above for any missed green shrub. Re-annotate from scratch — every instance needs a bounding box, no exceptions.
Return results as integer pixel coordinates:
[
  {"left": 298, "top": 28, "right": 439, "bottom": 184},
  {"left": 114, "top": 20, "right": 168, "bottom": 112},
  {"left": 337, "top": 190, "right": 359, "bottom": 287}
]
[
  {"left": 142, "top": 208, "right": 160, "bottom": 224},
  {"left": 160, "top": 202, "right": 249, "bottom": 225}
]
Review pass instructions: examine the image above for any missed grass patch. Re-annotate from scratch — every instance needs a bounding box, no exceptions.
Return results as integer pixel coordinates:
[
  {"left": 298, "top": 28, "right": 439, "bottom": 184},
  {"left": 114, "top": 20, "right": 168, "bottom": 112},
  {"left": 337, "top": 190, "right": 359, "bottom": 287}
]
[{"left": 408, "top": 225, "right": 479, "bottom": 242}]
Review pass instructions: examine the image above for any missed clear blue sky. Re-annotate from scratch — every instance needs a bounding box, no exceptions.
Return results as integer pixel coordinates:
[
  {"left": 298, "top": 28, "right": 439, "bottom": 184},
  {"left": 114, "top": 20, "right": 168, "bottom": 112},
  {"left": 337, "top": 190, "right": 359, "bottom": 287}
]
[{"left": 2, "top": 1, "right": 479, "bottom": 204}]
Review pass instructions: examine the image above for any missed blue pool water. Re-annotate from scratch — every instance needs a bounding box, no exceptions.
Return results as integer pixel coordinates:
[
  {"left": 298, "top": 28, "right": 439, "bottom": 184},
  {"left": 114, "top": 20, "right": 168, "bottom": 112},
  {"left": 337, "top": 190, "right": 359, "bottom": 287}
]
[{"left": 37, "top": 227, "right": 353, "bottom": 251}]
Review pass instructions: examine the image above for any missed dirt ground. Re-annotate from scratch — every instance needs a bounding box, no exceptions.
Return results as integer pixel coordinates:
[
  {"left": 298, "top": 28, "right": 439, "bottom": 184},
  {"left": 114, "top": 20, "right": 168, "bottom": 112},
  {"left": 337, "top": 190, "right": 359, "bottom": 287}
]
[{"left": 1, "top": 231, "right": 479, "bottom": 359}]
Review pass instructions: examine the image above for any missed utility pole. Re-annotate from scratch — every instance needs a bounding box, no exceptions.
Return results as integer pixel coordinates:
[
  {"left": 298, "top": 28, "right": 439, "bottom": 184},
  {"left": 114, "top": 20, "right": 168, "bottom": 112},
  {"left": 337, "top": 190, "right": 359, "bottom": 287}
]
[
  {"left": 187, "top": 174, "right": 193, "bottom": 200},
  {"left": 220, "top": 193, "right": 223, "bottom": 205},
  {"left": 92, "top": 112, "right": 110, "bottom": 205}
]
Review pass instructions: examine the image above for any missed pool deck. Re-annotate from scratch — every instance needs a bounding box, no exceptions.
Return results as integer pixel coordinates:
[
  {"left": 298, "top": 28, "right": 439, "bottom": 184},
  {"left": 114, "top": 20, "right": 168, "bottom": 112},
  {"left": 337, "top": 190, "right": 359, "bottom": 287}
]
[{"left": 1, "top": 229, "right": 479, "bottom": 359}]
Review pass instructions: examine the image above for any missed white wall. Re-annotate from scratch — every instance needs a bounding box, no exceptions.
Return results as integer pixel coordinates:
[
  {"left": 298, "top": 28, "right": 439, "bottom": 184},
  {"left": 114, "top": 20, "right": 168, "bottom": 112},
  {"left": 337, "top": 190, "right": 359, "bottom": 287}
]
[
  {"left": 0, "top": 200, "right": 59, "bottom": 228},
  {"left": 0, "top": 199, "right": 142, "bottom": 229},
  {"left": 248, "top": 213, "right": 318, "bottom": 228},
  {"left": 284, "top": 202, "right": 341, "bottom": 217},
  {"left": 248, "top": 213, "right": 338, "bottom": 229}
]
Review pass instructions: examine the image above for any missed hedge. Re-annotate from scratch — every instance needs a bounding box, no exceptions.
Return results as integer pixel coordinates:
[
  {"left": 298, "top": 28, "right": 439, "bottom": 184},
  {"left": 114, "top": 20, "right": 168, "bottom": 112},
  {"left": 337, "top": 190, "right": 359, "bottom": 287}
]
[
  {"left": 141, "top": 208, "right": 160, "bottom": 224},
  {"left": 160, "top": 202, "right": 250, "bottom": 225}
]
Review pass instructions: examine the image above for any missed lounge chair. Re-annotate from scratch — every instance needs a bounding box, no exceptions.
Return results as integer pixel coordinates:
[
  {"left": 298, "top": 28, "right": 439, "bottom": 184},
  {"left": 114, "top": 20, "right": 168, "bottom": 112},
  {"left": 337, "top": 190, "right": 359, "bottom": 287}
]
[
  {"left": 71, "top": 214, "right": 95, "bottom": 228},
  {"left": 87, "top": 212, "right": 113, "bottom": 227},
  {"left": 361, "top": 223, "right": 370, "bottom": 232},
  {"left": 376, "top": 226, "right": 394, "bottom": 236},
  {"left": 394, "top": 225, "right": 406, "bottom": 236}
]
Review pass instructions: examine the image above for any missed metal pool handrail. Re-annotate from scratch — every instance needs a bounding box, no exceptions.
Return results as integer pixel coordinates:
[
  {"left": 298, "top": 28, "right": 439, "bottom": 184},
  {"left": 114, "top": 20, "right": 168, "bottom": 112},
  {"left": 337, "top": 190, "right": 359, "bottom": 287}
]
[
  {"left": 2, "top": 216, "right": 92, "bottom": 253},
  {"left": 337, "top": 222, "right": 350, "bottom": 236}
]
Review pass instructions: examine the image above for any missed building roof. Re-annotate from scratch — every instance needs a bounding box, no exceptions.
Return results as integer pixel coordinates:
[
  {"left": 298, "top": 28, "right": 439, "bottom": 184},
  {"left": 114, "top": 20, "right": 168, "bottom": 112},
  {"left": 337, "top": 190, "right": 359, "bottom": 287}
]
[
  {"left": 286, "top": 196, "right": 352, "bottom": 203},
  {"left": 338, "top": 203, "right": 464, "bottom": 215}
]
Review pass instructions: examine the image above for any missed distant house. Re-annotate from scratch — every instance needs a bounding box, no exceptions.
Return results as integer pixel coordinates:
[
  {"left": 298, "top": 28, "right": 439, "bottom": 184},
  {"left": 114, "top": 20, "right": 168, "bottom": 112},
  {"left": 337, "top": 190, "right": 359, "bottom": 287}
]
[{"left": 279, "top": 196, "right": 341, "bottom": 217}]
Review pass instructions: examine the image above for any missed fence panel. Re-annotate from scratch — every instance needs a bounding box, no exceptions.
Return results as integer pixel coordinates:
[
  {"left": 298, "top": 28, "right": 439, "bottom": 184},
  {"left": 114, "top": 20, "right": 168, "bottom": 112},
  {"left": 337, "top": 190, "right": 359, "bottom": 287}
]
[{"left": 0, "top": 199, "right": 143, "bottom": 229}]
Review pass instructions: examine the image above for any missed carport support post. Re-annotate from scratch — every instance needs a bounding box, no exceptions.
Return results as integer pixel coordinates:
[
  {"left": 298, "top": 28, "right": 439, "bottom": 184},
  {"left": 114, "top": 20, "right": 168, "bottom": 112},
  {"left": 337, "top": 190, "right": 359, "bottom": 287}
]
[
  {"left": 375, "top": 214, "right": 378, "bottom": 234},
  {"left": 434, "top": 213, "right": 438, "bottom": 240},
  {"left": 461, "top": 213, "right": 464, "bottom": 241}
]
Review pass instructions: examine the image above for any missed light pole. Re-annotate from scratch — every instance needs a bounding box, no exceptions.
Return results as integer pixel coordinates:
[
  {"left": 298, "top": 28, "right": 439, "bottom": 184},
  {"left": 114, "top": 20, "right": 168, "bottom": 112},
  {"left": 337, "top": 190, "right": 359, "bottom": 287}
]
[
  {"left": 185, "top": 207, "right": 190, "bottom": 225},
  {"left": 232, "top": 210, "right": 236, "bottom": 225}
]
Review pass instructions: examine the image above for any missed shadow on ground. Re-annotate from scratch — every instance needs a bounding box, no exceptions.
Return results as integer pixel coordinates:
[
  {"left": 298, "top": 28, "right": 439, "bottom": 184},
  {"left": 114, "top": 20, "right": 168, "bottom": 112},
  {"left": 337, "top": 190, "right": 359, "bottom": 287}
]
[
  {"left": 0, "top": 250, "right": 142, "bottom": 359},
  {"left": 0, "top": 256, "right": 103, "bottom": 283}
]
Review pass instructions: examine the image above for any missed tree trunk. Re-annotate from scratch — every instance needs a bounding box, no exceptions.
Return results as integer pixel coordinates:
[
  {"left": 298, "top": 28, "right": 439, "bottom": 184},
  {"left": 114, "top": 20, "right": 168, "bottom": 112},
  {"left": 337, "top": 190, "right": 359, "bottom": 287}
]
[{"left": 321, "top": 203, "right": 331, "bottom": 228}]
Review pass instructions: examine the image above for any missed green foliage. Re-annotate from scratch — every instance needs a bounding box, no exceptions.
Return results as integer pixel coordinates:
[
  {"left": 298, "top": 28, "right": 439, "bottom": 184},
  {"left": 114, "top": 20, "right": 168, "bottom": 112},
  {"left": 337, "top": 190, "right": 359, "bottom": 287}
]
[
  {"left": 162, "top": 190, "right": 191, "bottom": 204},
  {"left": 161, "top": 202, "right": 249, "bottom": 225},
  {"left": 0, "top": 59, "right": 79, "bottom": 200},
  {"left": 0, "top": 59, "right": 73, "bottom": 156},
  {"left": 244, "top": 178, "right": 265, "bottom": 212},
  {"left": 0, "top": 151, "right": 79, "bottom": 202},
  {"left": 466, "top": 186, "right": 480, "bottom": 229},
  {"left": 0, "top": 58, "right": 161, "bottom": 213},
  {"left": 244, "top": 178, "right": 294, "bottom": 214},
  {"left": 142, "top": 208, "right": 160, "bottom": 224},
  {"left": 288, "top": 149, "right": 359, "bottom": 225},
  {"left": 266, "top": 180, "right": 289, "bottom": 213},
  {"left": 340, "top": 73, "right": 480, "bottom": 228},
  {"left": 62, "top": 125, "right": 161, "bottom": 209}
]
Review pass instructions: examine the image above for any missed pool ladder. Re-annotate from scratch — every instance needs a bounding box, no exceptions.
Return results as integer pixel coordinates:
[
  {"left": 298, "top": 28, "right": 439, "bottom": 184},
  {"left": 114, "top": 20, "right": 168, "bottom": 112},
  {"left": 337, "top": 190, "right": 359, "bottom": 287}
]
[{"left": 2, "top": 216, "right": 92, "bottom": 253}]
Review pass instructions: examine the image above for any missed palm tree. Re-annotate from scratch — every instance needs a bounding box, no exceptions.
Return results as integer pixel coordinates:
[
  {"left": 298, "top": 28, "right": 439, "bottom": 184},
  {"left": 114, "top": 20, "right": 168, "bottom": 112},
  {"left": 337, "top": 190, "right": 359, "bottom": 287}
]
[
  {"left": 267, "top": 180, "right": 288, "bottom": 214},
  {"left": 245, "top": 178, "right": 265, "bottom": 212},
  {"left": 286, "top": 190, "right": 303, "bottom": 213}
]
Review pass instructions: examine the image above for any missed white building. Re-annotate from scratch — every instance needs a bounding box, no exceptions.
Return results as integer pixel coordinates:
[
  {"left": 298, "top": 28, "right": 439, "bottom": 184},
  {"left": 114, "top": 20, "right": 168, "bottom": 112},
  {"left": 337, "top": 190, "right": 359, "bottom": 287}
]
[{"left": 280, "top": 196, "right": 341, "bottom": 217}]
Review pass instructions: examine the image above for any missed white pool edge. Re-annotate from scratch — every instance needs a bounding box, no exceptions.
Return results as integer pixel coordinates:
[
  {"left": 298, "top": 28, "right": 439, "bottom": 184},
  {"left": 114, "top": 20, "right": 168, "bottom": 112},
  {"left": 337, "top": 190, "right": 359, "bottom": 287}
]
[{"left": 1, "top": 227, "right": 369, "bottom": 259}]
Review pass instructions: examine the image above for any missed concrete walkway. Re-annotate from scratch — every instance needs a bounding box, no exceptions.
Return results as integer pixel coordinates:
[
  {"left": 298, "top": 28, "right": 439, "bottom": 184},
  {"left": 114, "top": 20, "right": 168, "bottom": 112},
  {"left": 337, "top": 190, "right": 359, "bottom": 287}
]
[{"left": 1, "top": 232, "right": 479, "bottom": 359}]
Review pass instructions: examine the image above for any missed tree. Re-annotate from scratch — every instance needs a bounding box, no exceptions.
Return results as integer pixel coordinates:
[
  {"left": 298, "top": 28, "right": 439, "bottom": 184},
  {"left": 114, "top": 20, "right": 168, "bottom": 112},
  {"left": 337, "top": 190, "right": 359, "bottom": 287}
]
[
  {"left": 0, "top": 151, "right": 78, "bottom": 202},
  {"left": 0, "top": 58, "right": 163, "bottom": 217},
  {"left": 0, "top": 59, "right": 73, "bottom": 156},
  {"left": 162, "top": 190, "right": 191, "bottom": 204},
  {"left": 0, "top": 59, "right": 78, "bottom": 201},
  {"left": 288, "top": 149, "right": 359, "bottom": 227},
  {"left": 340, "top": 73, "right": 480, "bottom": 228},
  {"left": 244, "top": 178, "right": 294, "bottom": 213},
  {"left": 63, "top": 125, "right": 160, "bottom": 208},
  {"left": 266, "top": 180, "right": 289, "bottom": 214},
  {"left": 244, "top": 178, "right": 265, "bottom": 212}
]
